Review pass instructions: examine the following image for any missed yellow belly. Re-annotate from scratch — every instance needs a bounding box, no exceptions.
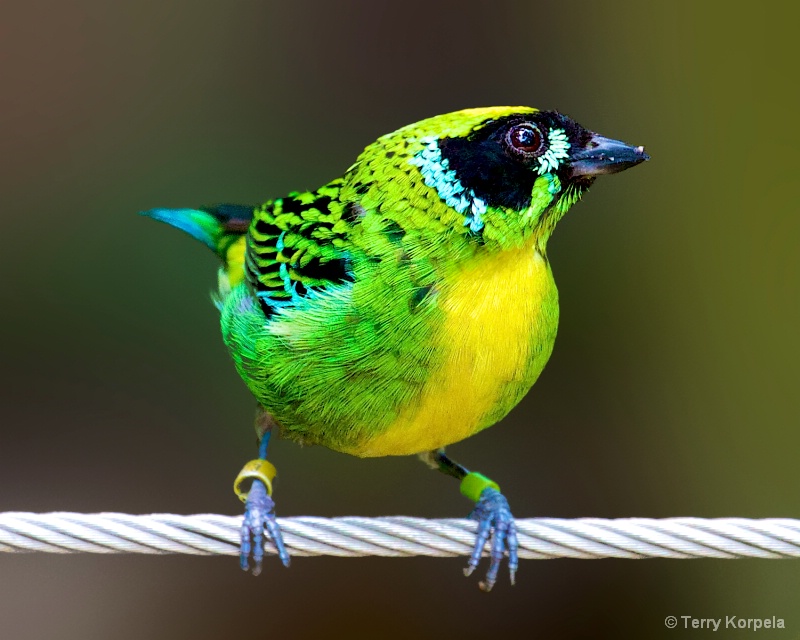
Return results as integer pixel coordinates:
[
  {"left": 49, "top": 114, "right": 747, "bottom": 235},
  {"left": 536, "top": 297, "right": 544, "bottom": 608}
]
[{"left": 350, "top": 238, "right": 558, "bottom": 457}]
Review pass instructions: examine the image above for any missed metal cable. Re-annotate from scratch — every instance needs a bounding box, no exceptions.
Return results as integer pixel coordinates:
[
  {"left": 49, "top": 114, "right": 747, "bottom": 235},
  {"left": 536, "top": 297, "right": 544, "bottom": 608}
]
[{"left": 2, "top": 513, "right": 800, "bottom": 560}]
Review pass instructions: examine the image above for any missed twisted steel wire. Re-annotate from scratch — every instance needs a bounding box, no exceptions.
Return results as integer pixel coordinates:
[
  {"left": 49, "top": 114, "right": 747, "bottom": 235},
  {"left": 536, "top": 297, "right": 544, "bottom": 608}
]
[{"left": 2, "top": 513, "right": 800, "bottom": 560}]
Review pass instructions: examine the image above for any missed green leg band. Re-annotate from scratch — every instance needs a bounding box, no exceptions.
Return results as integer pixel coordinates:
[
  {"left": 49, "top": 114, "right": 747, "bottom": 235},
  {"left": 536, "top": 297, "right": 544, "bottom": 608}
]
[{"left": 460, "top": 472, "right": 500, "bottom": 503}]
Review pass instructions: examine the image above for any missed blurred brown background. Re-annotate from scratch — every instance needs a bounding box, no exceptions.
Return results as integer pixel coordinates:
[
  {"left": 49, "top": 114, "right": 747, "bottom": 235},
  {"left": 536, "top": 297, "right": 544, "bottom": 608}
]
[{"left": 1, "top": 0, "right": 799, "bottom": 638}]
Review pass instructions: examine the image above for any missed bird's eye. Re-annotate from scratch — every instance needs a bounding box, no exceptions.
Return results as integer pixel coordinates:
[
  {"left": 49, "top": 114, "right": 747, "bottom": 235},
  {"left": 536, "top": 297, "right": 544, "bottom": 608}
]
[{"left": 506, "top": 123, "right": 544, "bottom": 157}]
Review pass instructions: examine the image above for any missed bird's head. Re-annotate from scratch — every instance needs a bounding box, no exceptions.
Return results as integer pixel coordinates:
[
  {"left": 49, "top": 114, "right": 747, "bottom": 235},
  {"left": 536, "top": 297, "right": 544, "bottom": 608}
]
[{"left": 344, "top": 106, "right": 648, "bottom": 251}]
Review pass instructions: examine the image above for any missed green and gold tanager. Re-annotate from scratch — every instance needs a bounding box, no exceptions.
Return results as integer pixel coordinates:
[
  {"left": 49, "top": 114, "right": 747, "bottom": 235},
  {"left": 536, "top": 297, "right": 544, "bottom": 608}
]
[{"left": 143, "top": 106, "right": 648, "bottom": 591}]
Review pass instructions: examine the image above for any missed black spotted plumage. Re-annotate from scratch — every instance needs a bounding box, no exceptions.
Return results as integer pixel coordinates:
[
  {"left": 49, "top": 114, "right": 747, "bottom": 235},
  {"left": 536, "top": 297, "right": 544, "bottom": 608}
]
[{"left": 245, "top": 180, "right": 354, "bottom": 317}]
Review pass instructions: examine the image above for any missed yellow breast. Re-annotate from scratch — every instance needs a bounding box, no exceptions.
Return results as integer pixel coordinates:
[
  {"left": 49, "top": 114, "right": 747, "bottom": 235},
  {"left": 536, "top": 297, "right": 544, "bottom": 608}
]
[{"left": 351, "top": 238, "right": 558, "bottom": 457}]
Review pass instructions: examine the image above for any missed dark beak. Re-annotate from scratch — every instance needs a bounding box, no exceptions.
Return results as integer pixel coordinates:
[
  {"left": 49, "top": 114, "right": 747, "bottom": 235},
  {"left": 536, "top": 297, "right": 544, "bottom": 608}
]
[{"left": 567, "top": 134, "right": 649, "bottom": 178}]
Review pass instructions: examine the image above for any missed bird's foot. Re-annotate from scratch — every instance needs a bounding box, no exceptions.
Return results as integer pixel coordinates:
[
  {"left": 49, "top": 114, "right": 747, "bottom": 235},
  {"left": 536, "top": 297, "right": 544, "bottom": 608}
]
[
  {"left": 235, "top": 459, "right": 290, "bottom": 575},
  {"left": 464, "top": 484, "right": 518, "bottom": 592}
]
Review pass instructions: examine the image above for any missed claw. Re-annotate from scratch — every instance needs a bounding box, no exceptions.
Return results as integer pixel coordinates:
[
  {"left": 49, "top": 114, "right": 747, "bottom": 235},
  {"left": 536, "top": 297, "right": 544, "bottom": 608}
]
[
  {"left": 240, "top": 479, "right": 290, "bottom": 574},
  {"left": 466, "top": 487, "right": 517, "bottom": 591}
]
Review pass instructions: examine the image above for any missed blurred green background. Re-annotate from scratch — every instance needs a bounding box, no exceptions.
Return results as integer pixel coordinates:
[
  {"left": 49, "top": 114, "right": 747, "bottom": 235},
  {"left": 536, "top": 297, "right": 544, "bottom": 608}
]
[{"left": 1, "top": 0, "right": 799, "bottom": 638}]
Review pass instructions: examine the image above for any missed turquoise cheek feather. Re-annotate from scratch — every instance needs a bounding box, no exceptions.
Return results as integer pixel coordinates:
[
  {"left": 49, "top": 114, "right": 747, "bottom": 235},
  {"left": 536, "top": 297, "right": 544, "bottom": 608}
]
[
  {"left": 409, "top": 137, "right": 488, "bottom": 233},
  {"left": 538, "top": 128, "right": 571, "bottom": 174}
]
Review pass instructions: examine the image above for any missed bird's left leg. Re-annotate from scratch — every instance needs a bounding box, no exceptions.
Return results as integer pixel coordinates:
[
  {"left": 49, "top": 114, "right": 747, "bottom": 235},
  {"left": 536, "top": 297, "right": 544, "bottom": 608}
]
[
  {"left": 234, "top": 407, "right": 290, "bottom": 574},
  {"left": 419, "top": 448, "right": 518, "bottom": 592}
]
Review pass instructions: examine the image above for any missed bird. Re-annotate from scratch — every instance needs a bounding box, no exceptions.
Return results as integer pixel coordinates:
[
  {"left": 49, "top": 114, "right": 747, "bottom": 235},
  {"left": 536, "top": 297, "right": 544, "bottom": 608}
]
[{"left": 143, "top": 106, "right": 648, "bottom": 591}]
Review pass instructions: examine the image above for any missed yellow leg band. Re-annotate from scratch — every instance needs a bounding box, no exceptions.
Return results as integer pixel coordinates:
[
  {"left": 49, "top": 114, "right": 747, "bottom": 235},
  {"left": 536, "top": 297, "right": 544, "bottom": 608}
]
[{"left": 234, "top": 459, "right": 277, "bottom": 502}]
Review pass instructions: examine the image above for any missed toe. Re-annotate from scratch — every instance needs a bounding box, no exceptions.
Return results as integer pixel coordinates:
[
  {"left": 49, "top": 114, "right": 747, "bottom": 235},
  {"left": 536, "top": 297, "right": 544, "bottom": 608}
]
[
  {"left": 465, "top": 513, "right": 492, "bottom": 577},
  {"left": 265, "top": 515, "right": 291, "bottom": 568},
  {"left": 507, "top": 522, "right": 519, "bottom": 585}
]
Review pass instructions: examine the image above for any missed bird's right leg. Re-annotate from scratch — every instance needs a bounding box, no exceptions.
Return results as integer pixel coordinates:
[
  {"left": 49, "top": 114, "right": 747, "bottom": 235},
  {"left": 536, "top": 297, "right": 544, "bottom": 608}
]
[
  {"left": 235, "top": 407, "right": 290, "bottom": 574},
  {"left": 419, "top": 448, "right": 518, "bottom": 591}
]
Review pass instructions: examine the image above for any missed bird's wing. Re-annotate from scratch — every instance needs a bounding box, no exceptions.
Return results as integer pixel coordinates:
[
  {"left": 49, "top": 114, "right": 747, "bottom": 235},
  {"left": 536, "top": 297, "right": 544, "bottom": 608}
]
[{"left": 245, "top": 179, "right": 354, "bottom": 315}]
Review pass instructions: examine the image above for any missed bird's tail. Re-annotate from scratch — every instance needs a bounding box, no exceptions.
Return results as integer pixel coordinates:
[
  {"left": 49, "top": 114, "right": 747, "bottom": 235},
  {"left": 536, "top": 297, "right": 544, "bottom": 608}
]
[{"left": 141, "top": 204, "right": 253, "bottom": 288}]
